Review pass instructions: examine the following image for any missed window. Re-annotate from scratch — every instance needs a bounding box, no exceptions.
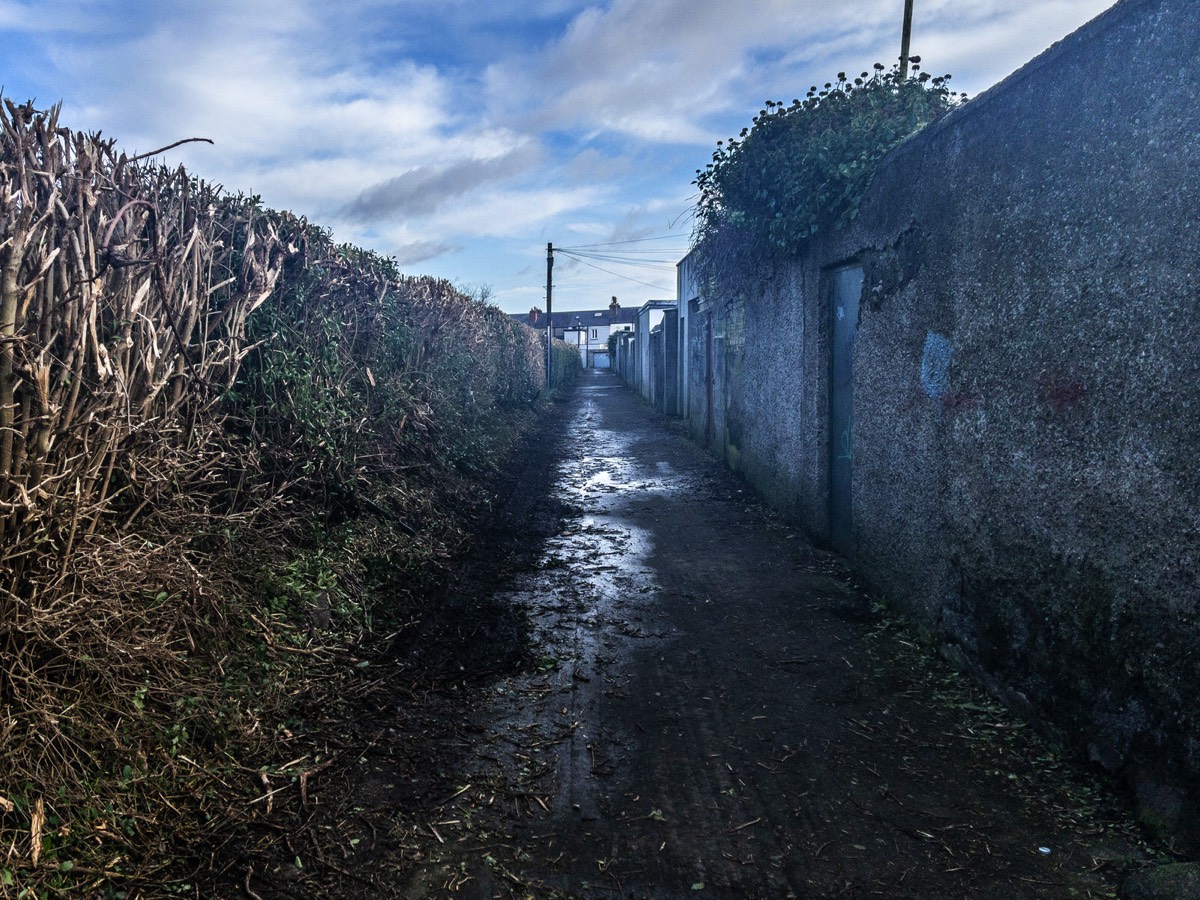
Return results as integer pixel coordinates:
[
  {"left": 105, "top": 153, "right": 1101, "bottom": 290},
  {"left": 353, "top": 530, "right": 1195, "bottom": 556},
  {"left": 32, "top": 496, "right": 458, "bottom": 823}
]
[{"left": 591, "top": 328, "right": 599, "bottom": 340}]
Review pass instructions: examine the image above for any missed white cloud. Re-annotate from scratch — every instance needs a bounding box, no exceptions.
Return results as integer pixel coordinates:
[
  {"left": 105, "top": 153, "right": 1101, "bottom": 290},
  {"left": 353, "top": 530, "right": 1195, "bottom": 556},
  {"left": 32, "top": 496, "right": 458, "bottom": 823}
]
[
  {"left": 429, "top": 185, "right": 607, "bottom": 240},
  {"left": 392, "top": 239, "right": 460, "bottom": 266},
  {"left": 0, "top": 0, "right": 1124, "bottom": 312},
  {"left": 916, "top": 1, "right": 1115, "bottom": 96},
  {"left": 484, "top": 0, "right": 897, "bottom": 140},
  {"left": 342, "top": 142, "right": 543, "bottom": 223}
]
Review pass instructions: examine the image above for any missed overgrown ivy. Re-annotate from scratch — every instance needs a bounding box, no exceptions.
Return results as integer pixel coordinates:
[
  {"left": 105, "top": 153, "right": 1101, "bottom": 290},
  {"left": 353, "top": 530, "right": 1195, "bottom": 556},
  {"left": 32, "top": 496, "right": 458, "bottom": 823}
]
[{"left": 693, "top": 60, "right": 964, "bottom": 261}]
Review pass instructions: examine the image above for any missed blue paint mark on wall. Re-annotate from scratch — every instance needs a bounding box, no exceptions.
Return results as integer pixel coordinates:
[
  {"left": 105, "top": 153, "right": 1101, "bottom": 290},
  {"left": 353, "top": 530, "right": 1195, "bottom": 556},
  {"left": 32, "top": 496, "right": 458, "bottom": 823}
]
[{"left": 920, "top": 331, "right": 952, "bottom": 399}]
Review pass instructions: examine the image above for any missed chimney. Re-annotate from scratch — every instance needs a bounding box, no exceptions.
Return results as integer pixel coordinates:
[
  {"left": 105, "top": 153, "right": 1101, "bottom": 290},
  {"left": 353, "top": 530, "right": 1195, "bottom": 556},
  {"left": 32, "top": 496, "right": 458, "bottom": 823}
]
[
  {"left": 609, "top": 295, "right": 619, "bottom": 320},
  {"left": 529, "top": 306, "right": 541, "bottom": 325}
]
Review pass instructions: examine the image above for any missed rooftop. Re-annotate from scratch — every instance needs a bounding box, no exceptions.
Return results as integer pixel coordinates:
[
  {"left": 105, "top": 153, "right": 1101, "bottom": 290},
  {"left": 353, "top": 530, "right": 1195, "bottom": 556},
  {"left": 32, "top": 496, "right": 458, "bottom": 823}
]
[{"left": 510, "top": 306, "right": 641, "bottom": 329}]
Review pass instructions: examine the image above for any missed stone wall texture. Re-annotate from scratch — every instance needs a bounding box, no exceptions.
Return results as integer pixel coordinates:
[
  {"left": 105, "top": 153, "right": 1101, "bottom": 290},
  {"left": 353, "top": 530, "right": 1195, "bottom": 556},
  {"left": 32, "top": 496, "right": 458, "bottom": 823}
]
[{"left": 692, "top": 0, "right": 1200, "bottom": 846}]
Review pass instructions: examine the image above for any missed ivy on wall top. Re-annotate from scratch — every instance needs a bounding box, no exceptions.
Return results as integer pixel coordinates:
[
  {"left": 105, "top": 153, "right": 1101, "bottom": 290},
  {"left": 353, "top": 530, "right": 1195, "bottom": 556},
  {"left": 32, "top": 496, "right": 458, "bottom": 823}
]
[{"left": 693, "top": 61, "right": 964, "bottom": 260}]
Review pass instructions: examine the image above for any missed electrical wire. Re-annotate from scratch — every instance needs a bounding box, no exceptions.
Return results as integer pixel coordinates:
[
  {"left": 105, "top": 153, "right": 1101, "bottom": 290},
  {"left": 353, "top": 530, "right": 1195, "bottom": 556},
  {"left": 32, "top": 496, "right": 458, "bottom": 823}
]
[
  {"left": 553, "top": 250, "right": 673, "bottom": 293},
  {"left": 558, "top": 250, "right": 677, "bottom": 272},
  {"left": 556, "top": 234, "right": 688, "bottom": 252},
  {"left": 548, "top": 234, "right": 689, "bottom": 295}
]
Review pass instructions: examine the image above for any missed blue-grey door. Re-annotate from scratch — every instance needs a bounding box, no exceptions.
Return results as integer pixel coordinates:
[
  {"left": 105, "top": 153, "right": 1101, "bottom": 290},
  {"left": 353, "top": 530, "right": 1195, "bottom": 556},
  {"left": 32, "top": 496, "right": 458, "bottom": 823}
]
[{"left": 829, "top": 265, "right": 863, "bottom": 554}]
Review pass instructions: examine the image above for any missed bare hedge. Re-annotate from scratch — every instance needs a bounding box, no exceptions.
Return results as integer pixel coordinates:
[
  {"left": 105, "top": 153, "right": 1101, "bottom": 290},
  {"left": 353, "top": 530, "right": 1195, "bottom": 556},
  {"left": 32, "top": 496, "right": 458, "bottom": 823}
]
[{"left": 0, "top": 97, "right": 561, "bottom": 889}]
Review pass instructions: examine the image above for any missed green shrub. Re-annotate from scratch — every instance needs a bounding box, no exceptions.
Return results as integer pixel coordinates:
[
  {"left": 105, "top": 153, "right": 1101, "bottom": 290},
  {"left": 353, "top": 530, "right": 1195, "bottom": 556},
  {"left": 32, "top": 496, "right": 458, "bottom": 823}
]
[{"left": 694, "top": 61, "right": 963, "bottom": 258}]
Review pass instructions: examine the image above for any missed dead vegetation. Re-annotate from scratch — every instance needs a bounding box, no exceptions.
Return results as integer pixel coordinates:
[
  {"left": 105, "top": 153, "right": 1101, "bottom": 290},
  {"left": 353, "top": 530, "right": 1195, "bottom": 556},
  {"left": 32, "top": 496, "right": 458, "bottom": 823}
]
[{"left": 0, "top": 97, "right": 569, "bottom": 896}]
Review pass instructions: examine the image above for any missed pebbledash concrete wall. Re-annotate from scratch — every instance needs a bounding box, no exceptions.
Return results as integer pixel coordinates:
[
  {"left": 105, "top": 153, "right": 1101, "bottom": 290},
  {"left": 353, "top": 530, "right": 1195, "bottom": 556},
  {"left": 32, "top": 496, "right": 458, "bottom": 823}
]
[{"left": 693, "top": 0, "right": 1200, "bottom": 846}]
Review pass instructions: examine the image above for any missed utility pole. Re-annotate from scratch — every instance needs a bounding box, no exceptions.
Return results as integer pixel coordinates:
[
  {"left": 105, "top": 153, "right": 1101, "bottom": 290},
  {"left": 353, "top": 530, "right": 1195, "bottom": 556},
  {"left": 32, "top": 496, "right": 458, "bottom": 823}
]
[
  {"left": 545, "top": 242, "right": 554, "bottom": 390},
  {"left": 899, "top": 0, "right": 915, "bottom": 79}
]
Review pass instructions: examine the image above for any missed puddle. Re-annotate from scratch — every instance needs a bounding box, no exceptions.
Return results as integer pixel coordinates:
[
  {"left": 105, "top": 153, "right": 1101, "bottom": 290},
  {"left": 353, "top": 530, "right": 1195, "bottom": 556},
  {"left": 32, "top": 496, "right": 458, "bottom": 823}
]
[
  {"left": 486, "top": 378, "right": 694, "bottom": 703},
  {"left": 567, "top": 397, "right": 688, "bottom": 504}
]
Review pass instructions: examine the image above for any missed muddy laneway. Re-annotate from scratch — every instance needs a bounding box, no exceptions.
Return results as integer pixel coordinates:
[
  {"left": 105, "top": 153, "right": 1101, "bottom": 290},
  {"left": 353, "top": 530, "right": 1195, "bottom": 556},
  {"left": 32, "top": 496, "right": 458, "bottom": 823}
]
[
  {"left": 394, "top": 369, "right": 1158, "bottom": 899},
  {"left": 236, "top": 370, "right": 1154, "bottom": 899}
]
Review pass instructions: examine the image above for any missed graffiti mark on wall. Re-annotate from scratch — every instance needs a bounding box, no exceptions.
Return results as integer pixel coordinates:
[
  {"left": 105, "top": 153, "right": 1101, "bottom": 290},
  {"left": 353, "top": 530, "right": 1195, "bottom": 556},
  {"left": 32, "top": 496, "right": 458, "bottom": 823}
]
[
  {"left": 837, "top": 424, "right": 853, "bottom": 462},
  {"left": 1039, "top": 373, "right": 1087, "bottom": 413},
  {"left": 920, "top": 331, "right": 953, "bottom": 400}
]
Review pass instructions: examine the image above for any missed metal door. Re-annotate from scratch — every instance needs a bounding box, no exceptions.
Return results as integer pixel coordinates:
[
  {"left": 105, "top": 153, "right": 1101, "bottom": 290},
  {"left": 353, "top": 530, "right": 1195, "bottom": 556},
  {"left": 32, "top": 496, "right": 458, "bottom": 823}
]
[{"left": 829, "top": 265, "right": 863, "bottom": 554}]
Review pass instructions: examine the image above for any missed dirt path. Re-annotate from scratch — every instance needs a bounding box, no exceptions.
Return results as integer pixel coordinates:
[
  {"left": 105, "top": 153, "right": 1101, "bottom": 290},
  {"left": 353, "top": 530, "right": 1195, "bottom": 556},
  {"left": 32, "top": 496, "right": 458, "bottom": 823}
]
[
  {"left": 233, "top": 370, "right": 1153, "bottom": 899},
  {"left": 388, "top": 370, "right": 1154, "bottom": 899}
]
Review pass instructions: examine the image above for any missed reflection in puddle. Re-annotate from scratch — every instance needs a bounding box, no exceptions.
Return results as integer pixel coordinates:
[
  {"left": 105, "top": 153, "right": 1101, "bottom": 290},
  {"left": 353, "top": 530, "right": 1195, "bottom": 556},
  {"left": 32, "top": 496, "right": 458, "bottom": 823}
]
[
  {"left": 582, "top": 469, "right": 617, "bottom": 492},
  {"left": 568, "top": 394, "right": 690, "bottom": 506},
  {"left": 473, "top": 375, "right": 695, "bottom": 830},
  {"left": 494, "top": 380, "right": 690, "bottom": 673}
]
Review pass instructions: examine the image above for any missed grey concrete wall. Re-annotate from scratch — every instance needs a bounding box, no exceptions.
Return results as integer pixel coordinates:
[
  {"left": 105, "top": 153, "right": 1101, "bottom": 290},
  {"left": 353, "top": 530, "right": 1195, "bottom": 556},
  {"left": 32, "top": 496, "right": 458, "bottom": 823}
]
[
  {"left": 723, "top": 264, "right": 828, "bottom": 536},
  {"left": 691, "top": 0, "right": 1200, "bottom": 846},
  {"left": 636, "top": 307, "right": 653, "bottom": 400},
  {"left": 661, "top": 309, "right": 680, "bottom": 415},
  {"left": 678, "top": 255, "right": 700, "bottom": 420},
  {"left": 614, "top": 334, "right": 635, "bottom": 385},
  {"left": 685, "top": 300, "right": 708, "bottom": 443},
  {"left": 649, "top": 325, "right": 662, "bottom": 407}
]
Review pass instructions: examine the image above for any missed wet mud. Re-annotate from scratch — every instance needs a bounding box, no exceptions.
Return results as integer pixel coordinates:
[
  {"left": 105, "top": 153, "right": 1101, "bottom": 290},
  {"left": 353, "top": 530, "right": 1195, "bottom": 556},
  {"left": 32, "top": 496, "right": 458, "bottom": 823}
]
[
  {"left": 233, "top": 369, "right": 1154, "bottom": 899},
  {"left": 391, "top": 371, "right": 1151, "bottom": 899}
]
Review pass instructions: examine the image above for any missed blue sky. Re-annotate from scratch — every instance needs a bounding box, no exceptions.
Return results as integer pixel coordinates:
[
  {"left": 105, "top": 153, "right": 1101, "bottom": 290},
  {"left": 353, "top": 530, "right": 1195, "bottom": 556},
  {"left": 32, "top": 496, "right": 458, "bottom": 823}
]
[{"left": 0, "top": 0, "right": 1115, "bottom": 313}]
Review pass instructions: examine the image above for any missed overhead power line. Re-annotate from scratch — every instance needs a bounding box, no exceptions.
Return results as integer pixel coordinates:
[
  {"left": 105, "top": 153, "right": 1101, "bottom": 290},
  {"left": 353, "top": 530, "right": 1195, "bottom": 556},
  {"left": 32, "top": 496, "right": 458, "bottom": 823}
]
[
  {"left": 558, "top": 249, "right": 683, "bottom": 272},
  {"left": 556, "top": 234, "right": 687, "bottom": 252},
  {"left": 553, "top": 250, "right": 674, "bottom": 293},
  {"left": 543, "top": 235, "right": 684, "bottom": 301}
]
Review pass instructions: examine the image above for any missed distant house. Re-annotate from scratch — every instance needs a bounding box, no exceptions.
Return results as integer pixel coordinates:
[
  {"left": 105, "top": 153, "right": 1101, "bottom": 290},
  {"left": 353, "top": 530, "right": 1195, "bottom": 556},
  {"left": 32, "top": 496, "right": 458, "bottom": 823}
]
[{"left": 511, "top": 297, "right": 637, "bottom": 369}]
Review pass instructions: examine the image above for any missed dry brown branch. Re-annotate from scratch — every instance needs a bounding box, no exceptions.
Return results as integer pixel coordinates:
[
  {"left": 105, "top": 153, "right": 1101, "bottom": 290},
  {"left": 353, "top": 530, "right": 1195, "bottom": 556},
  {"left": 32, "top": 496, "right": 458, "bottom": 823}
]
[
  {"left": 0, "top": 98, "right": 556, "bottom": 894},
  {"left": 124, "top": 136, "right": 215, "bottom": 164}
]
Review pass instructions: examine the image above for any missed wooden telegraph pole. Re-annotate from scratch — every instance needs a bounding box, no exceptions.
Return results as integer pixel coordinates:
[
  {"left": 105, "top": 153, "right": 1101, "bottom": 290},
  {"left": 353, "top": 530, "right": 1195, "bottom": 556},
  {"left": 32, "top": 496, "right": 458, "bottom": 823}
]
[
  {"left": 899, "top": 0, "right": 915, "bottom": 79},
  {"left": 545, "top": 242, "right": 554, "bottom": 389}
]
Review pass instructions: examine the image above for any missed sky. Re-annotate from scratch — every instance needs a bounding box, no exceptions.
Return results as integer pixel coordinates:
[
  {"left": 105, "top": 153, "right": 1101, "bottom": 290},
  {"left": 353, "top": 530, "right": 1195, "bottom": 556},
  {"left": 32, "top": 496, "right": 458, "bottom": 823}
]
[{"left": 0, "top": 0, "right": 1116, "bottom": 314}]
